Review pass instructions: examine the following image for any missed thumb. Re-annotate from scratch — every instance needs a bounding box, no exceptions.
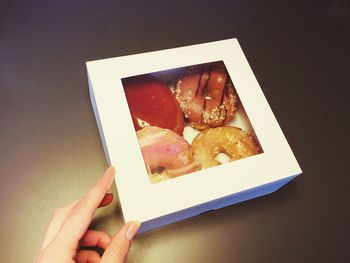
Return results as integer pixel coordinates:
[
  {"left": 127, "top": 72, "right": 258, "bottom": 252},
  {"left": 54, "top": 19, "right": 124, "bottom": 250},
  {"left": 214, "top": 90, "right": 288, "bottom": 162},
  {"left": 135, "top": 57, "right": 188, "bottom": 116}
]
[{"left": 100, "top": 221, "right": 141, "bottom": 263}]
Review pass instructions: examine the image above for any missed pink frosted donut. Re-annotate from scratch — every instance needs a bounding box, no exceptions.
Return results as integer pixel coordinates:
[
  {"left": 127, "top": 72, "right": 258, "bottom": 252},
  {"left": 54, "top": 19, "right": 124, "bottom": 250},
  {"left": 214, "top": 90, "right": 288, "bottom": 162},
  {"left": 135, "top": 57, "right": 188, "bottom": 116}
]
[{"left": 137, "top": 126, "right": 199, "bottom": 182}]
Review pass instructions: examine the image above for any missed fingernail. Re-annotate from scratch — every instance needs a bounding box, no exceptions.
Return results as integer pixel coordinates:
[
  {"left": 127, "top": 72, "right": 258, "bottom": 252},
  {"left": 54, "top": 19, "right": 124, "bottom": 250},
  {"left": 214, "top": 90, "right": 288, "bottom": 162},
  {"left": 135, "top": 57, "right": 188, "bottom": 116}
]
[
  {"left": 126, "top": 221, "right": 141, "bottom": 241},
  {"left": 103, "top": 166, "right": 114, "bottom": 177}
]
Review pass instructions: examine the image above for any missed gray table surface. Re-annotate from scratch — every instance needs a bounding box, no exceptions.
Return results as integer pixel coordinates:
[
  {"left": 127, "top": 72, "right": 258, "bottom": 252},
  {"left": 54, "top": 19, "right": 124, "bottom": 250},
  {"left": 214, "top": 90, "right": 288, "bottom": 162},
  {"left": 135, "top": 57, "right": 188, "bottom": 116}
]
[{"left": 1, "top": 1, "right": 349, "bottom": 262}]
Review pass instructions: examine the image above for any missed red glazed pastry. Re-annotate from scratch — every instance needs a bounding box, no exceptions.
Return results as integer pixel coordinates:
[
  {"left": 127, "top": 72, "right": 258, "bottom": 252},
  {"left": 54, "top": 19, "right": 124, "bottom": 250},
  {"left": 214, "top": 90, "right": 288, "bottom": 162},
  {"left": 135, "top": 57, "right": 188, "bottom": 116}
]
[
  {"left": 175, "top": 62, "right": 238, "bottom": 130},
  {"left": 123, "top": 75, "right": 185, "bottom": 135}
]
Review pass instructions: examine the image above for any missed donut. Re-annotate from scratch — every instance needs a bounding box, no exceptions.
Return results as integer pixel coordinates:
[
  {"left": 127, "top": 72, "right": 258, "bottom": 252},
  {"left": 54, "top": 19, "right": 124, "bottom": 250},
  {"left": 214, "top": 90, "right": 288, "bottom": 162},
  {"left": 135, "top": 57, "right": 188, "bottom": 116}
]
[
  {"left": 175, "top": 62, "right": 238, "bottom": 130},
  {"left": 137, "top": 126, "right": 200, "bottom": 183},
  {"left": 191, "top": 126, "right": 261, "bottom": 169},
  {"left": 123, "top": 75, "right": 185, "bottom": 135}
]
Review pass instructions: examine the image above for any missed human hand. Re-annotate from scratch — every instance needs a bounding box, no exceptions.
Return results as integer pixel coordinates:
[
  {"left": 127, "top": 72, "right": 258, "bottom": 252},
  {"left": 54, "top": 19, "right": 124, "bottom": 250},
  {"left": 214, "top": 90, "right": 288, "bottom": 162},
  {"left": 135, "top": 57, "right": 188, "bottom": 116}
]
[{"left": 35, "top": 167, "right": 141, "bottom": 263}]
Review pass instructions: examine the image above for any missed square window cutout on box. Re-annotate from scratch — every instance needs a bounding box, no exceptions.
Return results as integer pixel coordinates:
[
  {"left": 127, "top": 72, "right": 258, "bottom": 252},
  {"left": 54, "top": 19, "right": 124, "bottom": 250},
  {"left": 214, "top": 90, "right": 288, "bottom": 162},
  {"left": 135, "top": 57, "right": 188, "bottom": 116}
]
[
  {"left": 87, "top": 39, "right": 301, "bottom": 233},
  {"left": 121, "top": 60, "right": 263, "bottom": 184}
]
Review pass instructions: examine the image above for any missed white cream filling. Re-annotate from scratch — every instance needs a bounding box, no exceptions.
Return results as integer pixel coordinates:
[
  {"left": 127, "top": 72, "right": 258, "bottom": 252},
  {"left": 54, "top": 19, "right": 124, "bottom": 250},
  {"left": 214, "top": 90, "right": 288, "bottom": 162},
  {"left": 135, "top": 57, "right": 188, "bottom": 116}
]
[
  {"left": 138, "top": 130, "right": 168, "bottom": 147},
  {"left": 166, "top": 161, "right": 198, "bottom": 176}
]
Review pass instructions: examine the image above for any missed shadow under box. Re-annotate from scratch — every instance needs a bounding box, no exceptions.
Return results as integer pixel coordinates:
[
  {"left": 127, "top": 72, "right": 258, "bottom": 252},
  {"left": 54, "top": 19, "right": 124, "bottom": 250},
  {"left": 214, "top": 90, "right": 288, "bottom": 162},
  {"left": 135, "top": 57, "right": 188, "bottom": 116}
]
[{"left": 121, "top": 61, "right": 263, "bottom": 184}]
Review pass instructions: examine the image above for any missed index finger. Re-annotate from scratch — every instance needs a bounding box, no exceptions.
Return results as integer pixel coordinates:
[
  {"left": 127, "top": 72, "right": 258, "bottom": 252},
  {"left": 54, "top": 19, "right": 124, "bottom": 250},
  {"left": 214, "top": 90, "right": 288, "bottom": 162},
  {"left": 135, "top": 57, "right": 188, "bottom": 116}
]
[{"left": 55, "top": 166, "right": 115, "bottom": 245}]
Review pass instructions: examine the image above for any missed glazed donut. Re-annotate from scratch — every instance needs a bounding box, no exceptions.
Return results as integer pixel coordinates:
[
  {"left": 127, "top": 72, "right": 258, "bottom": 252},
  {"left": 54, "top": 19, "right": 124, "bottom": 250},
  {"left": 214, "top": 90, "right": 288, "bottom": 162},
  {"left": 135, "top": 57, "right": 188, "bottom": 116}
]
[
  {"left": 123, "top": 75, "right": 185, "bottom": 135},
  {"left": 137, "top": 126, "right": 200, "bottom": 183},
  {"left": 191, "top": 126, "right": 261, "bottom": 169},
  {"left": 175, "top": 62, "right": 238, "bottom": 130}
]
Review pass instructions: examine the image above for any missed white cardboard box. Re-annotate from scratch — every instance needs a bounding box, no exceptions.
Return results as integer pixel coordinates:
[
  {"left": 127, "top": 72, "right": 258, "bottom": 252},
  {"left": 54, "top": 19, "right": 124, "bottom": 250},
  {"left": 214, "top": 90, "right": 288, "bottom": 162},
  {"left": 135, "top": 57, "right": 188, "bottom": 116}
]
[{"left": 86, "top": 38, "right": 302, "bottom": 233}]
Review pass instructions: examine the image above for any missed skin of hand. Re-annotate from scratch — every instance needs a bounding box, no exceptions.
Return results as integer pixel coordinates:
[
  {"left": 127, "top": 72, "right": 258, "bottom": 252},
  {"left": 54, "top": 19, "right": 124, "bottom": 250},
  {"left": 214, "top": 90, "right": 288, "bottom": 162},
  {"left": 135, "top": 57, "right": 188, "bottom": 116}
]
[{"left": 35, "top": 167, "right": 141, "bottom": 263}]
